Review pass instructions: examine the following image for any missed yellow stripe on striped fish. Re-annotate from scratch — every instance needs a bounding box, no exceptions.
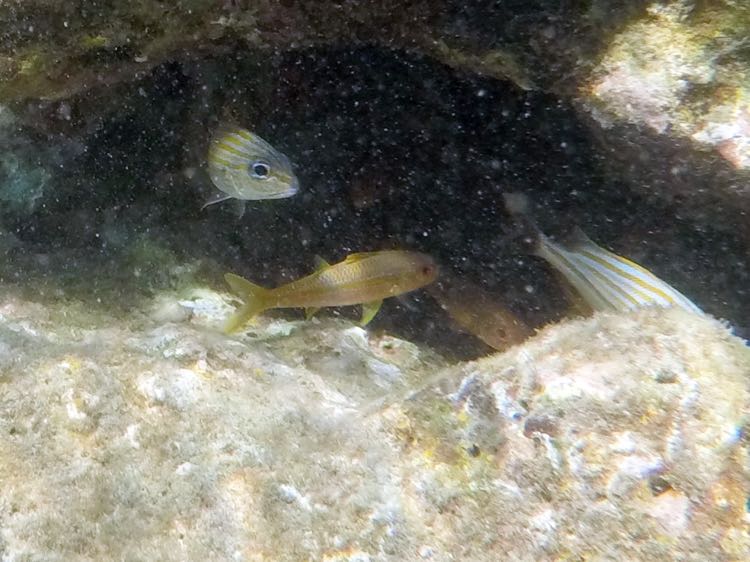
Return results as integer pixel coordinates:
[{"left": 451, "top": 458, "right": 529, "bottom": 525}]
[{"left": 535, "top": 229, "right": 702, "bottom": 315}]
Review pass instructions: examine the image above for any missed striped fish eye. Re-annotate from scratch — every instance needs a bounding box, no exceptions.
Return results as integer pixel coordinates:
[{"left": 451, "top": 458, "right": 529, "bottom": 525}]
[{"left": 249, "top": 161, "right": 271, "bottom": 180}]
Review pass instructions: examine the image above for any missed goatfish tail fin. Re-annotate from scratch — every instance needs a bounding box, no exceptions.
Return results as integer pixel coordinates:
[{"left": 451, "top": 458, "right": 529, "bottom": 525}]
[{"left": 223, "top": 273, "right": 271, "bottom": 334}]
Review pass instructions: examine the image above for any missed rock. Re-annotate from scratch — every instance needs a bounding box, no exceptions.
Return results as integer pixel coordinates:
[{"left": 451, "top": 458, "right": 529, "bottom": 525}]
[
  {"left": 575, "top": 1, "right": 750, "bottom": 238},
  {"left": 393, "top": 306, "right": 750, "bottom": 559},
  {"left": 0, "top": 284, "right": 747, "bottom": 560},
  {"left": 1, "top": 1, "right": 749, "bottom": 235},
  {"left": 147, "top": 293, "right": 192, "bottom": 325}
]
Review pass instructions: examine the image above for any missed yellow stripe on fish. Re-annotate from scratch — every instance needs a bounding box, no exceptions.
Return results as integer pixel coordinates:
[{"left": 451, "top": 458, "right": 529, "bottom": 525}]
[
  {"left": 204, "top": 124, "right": 300, "bottom": 211},
  {"left": 535, "top": 228, "right": 702, "bottom": 315},
  {"left": 223, "top": 250, "right": 439, "bottom": 333}
]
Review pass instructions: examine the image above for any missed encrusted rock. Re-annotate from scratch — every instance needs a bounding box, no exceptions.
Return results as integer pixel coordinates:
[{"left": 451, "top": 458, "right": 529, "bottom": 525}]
[{"left": 0, "top": 285, "right": 747, "bottom": 560}]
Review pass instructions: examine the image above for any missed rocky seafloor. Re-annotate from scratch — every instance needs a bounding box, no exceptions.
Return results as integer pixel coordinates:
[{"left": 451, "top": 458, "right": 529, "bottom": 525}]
[
  {"left": 0, "top": 1, "right": 749, "bottom": 560},
  {"left": 0, "top": 280, "right": 747, "bottom": 561}
]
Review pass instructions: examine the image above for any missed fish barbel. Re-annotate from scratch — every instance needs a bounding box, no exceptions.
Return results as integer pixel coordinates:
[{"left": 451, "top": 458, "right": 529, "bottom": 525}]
[
  {"left": 204, "top": 124, "right": 299, "bottom": 212},
  {"left": 223, "top": 250, "right": 439, "bottom": 333}
]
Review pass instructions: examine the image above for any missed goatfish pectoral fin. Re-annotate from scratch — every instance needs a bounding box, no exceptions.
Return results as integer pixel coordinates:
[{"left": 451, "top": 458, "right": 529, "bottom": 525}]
[
  {"left": 360, "top": 299, "right": 383, "bottom": 326},
  {"left": 223, "top": 273, "right": 271, "bottom": 334}
]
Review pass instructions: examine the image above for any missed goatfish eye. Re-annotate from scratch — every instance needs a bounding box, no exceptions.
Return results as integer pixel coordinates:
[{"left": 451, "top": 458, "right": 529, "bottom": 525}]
[{"left": 250, "top": 161, "right": 271, "bottom": 180}]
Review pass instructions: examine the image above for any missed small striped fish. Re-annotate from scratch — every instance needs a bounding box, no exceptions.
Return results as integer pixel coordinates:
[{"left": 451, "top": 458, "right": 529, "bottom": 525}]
[
  {"left": 205, "top": 124, "right": 299, "bottom": 210},
  {"left": 535, "top": 229, "right": 702, "bottom": 315}
]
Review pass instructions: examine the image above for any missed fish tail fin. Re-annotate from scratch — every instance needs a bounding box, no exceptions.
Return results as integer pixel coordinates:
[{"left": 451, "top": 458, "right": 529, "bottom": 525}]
[
  {"left": 223, "top": 273, "right": 271, "bottom": 334},
  {"left": 502, "top": 192, "right": 546, "bottom": 255}
]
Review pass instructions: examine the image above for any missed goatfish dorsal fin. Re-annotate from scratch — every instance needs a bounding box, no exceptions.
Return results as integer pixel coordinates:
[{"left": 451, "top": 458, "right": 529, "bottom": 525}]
[
  {"left": 341, "top": 252, "right": 373, "bottom": 264},
  {"left": 343, "top": 250, "right": 404, "bottom": 263},
  {"left": 536, "top": 229, "right": 702, "bottom": 315}
]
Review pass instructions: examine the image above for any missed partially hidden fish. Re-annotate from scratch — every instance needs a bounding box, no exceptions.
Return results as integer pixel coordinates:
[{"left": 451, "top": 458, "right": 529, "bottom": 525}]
[
  {"left": 223, "top": 250, "right": 439, "bottom": 333},
  {"left": 427, "top": 273, "right": 532, "bottom": 351},
  {"left": 204, "top": 124, "right": 299, "bottom": 214},
  {"left": 535, "top": 228, "right": 703, "bottom": 315},
  {"left": 503, "top": 193, "right": 702, "bottom": 315}
]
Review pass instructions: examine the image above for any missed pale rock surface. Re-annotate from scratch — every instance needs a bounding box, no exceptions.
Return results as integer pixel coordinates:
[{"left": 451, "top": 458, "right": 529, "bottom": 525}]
[
  {"left": 0, "top": 285, "right": 747, "bottom": 561},
  {"left": 577, "top": 1, "right": 750, "bottom": 237}
]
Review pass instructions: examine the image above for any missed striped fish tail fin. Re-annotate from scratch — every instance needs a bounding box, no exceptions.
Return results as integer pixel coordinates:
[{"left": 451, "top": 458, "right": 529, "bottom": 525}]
[{"left": 502, "top": 192, "right": 546, "bottom": 255}]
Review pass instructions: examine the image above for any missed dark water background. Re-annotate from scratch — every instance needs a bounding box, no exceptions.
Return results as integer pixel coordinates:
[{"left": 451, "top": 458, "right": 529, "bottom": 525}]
[{"left": 2, "top": 46, "right": 747, "bottom": 357}]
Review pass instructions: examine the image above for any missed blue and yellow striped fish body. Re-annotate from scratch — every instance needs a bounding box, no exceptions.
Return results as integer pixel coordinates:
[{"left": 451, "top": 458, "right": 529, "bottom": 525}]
[
  {"left": 536, "top": 229, "right": 702, "bottom": 315},
  {"left": 206, "top": 125, "right": 299, "bottom": 202}
]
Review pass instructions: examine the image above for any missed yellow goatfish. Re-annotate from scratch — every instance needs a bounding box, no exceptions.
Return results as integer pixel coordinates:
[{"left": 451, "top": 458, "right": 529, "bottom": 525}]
[{"left": 223, "top": 250, "right": 439, "bottom": 333}]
